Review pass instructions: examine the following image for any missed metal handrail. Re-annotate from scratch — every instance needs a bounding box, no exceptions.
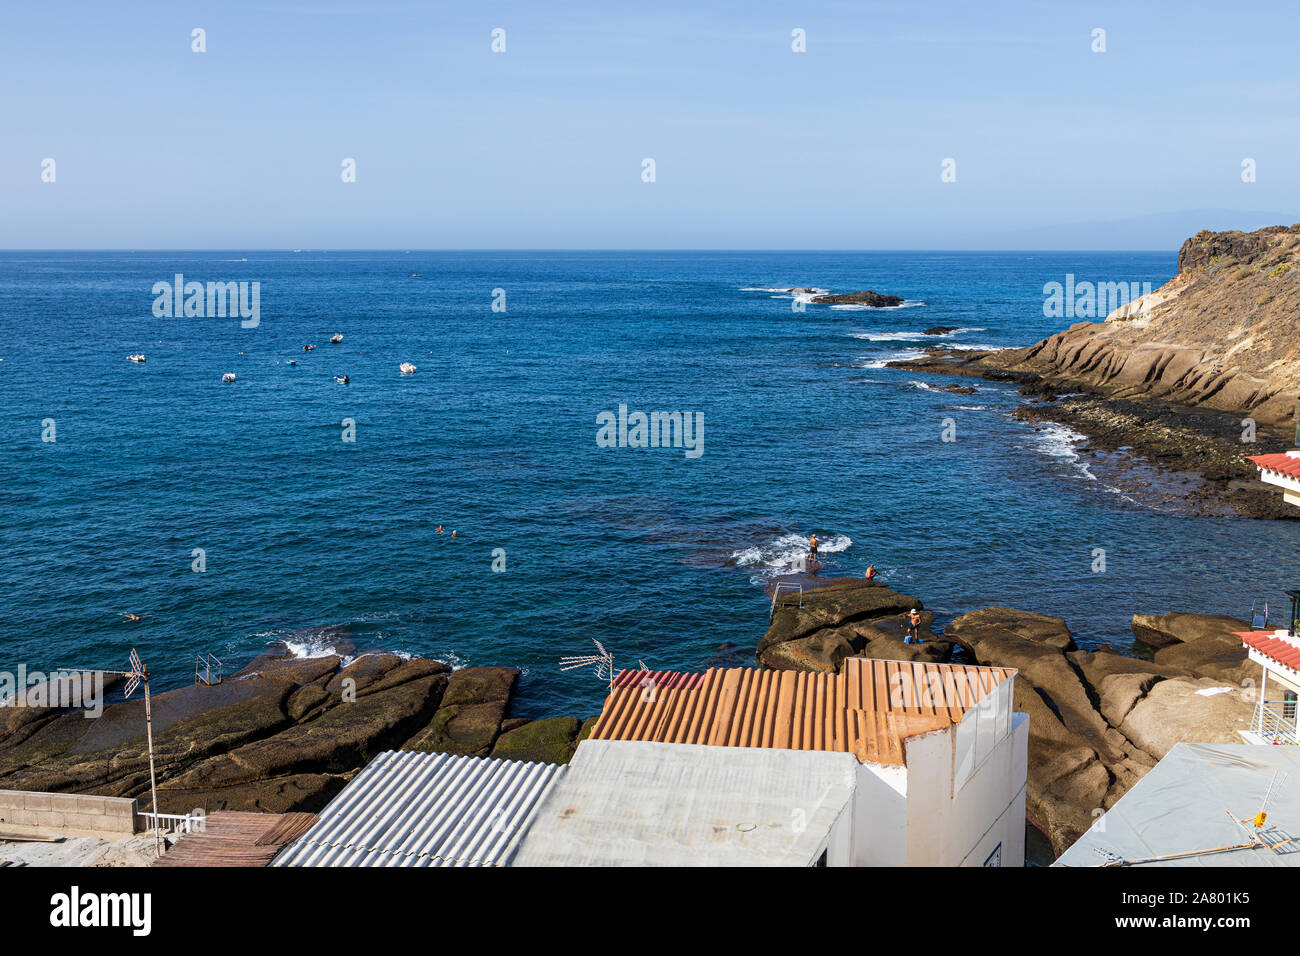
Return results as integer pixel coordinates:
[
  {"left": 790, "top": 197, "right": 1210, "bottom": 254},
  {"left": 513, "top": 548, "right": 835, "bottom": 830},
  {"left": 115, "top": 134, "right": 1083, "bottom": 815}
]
[
  {"left": 138, "top": 811, "right": 204, "bottom": 835},
  {"left": 770, "top": 583, "right": 804, "bottom": 622},
  {"left": 195, "top": 653, "right": 223, "bottom": 686},
  {"left": 1253, "top": 700, "right": 1298, "bottom": 744}
]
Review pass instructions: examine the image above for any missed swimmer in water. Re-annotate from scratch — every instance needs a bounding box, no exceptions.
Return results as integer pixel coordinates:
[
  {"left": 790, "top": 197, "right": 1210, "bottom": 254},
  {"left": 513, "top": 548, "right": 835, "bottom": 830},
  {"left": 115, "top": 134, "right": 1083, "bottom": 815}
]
[
  {"left": 437, "top": 525, "right": 444, "bottom": 534},
  {"left": 119, "top": 613, "right": 152, "bottom": 623},
  {"left": 451, "top": 530, "right": 457, "bottom": 539}
]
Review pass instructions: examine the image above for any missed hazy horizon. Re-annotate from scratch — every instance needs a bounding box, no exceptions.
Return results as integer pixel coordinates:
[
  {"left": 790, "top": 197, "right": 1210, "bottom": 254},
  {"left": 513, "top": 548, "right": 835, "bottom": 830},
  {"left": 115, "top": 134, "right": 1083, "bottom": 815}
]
[{"left": 5, "top": 1, "right": 1299, "bottom": 250}]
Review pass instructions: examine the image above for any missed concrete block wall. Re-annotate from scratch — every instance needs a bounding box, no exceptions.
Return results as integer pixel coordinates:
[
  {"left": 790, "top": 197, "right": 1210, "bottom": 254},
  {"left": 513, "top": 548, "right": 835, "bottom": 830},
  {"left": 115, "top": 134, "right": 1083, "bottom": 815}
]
[{"left": 0, "top": 790, "right": 140, "bottom": 838}]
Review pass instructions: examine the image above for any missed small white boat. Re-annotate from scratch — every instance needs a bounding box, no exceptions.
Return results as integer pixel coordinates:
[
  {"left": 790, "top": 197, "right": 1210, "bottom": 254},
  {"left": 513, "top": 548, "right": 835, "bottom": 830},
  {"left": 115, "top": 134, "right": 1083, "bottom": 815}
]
[
  {"left": 334, "top": 375, "right": 349, "bottom": 385},
  {"left": 127, "top": 354, "right": 146, "bottom": 364},
  {"left": 330, "top": 334, "right": 343, "bottom": 344},
  {"left": 399, "top": 362, "right": 417, "bottom": 375},
  {"left": 221, "top": 373, "right": 236, "bottom": 383}
]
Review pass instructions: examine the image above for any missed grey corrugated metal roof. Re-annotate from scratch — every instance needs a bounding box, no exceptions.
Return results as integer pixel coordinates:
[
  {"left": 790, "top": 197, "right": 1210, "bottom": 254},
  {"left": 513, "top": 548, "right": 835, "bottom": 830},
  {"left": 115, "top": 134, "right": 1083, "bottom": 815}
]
[
  {"left": 272, "top": 750, "right": 566, "bottom": 867},
  {"left": 510, "top": 739, "right": 857, "bottom": 866},
  {"left": 1056, "top": 743, "right": 1300, "bottom": 868}
]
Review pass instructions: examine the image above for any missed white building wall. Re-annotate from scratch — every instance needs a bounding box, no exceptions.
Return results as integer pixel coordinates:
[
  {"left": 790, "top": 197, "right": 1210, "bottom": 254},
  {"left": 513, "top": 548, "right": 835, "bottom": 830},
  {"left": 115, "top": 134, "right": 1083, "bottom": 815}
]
[
  {"left": 901, "top": 698, "right": 1029, "bottom": 866},
  {"left": 851, "top": 762, "right": 908, "bottom": 865}
]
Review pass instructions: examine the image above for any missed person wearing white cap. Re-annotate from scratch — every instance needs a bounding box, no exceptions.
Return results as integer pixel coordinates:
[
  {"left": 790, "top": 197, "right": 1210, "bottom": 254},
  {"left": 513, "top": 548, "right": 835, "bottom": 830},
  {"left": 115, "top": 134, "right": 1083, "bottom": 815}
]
[{"left": 905, "top": 608, "right": 923, "bottom": 645}]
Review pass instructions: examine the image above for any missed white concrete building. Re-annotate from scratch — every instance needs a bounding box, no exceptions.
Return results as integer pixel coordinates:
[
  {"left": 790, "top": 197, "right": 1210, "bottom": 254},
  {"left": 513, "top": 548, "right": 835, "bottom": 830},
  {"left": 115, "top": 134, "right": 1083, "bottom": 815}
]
[
  {"left": 1236, "top": 590, "right": 1300, "bottom": 745},
  {"left": 510, "top": 659, "right": 1028, "bottom": 867},
  {"left": 1248, "top": 451, "right": 1300, "bottom": 510}
]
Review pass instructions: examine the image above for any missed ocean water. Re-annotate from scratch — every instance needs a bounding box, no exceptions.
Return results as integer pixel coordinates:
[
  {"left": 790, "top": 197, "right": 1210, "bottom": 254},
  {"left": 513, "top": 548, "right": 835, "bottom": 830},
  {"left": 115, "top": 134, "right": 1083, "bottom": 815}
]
[{"left": 4, "top": 250, "right": 1299, "bottom": 718}]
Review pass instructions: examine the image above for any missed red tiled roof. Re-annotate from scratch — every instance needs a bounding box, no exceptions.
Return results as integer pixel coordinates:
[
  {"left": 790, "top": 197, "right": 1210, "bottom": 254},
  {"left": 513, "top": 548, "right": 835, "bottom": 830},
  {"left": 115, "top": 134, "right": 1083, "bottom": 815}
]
[
  {"left": 1237, "top": 630, "right": 1300, "bottom": 672},
  {"left": 590, "top": 659, "right": 1015, "bottom": 766},
  {"left": 1249, "top": 454, "right": 1300, "bottom": 481}
]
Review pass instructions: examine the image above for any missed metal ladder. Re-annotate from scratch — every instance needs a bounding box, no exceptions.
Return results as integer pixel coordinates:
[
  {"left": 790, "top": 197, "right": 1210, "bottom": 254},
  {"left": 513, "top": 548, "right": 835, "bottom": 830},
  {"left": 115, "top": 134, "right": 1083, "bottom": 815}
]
[
  {"left": 770, "top": 583, "right": 804, "bottom": 622},
  {"left": 195, "top": 653, "right": 223, "bottom": 686}
]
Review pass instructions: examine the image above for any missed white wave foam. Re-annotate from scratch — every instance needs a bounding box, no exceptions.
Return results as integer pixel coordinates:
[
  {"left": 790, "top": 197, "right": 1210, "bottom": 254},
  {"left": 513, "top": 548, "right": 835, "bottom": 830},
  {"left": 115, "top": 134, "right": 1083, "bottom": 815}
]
[
  {"left": 1028, "top": 423, "right": 1087, "bottom": 460},
  {"left": 740, "top": 286, "right": 828, "bottom": 293},
  {"left": 858, "top": 348, "right": 926, "bottom": 369},
  {"left": 1017, "top": 423, "right": 1100, "bottom": 482},
  {"left": 730, "top": 532, "right": 852, "bottom": 577},
  {"left": 281, "top": 635, "right": 349, "bottom": 660},
  {"left": 829, "top": 300, "right": 927, "bottom": 311}
]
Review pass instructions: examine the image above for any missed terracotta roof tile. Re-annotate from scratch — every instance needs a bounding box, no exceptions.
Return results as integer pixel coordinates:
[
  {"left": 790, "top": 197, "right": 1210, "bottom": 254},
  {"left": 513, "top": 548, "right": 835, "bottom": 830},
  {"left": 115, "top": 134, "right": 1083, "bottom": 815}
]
[
  {"left": 1249, "top": 453, "right": 1300, "bottom": 481},
  {"left": 1239, "top": 630, "right": 1300, "bottom": 671},
  {"left": 588, "top": 658, "right": 1015, "bottom": 766}
]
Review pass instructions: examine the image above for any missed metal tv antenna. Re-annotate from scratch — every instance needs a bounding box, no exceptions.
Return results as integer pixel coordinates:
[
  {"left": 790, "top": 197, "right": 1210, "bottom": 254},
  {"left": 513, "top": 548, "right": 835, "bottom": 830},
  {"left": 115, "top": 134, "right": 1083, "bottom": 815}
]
[
  {"left": 559, "top": 640, "right": 653, "bottom": 693},
  {"left": 1250, "top": 769, "right": 1289, "bottom": 829},
  {"left": 560, "top": 639, "right": 616, "bottom": 692},
  {"left": 60, "top": 649, "right": 162, "bottom": 858},
  {"left": 1097, "top": 770, "right": 1294, "bottom": 866}
]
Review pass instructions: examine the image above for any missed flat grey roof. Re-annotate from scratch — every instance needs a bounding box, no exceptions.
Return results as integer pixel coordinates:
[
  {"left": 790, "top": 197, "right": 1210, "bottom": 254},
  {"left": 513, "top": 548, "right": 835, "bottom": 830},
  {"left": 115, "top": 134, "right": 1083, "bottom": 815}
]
[
  {"left": 1056, "top": 743, "right": 1300, "bottom": 868},
  {"left": 509, "top": 739, "right": 857, "bottom": 866}
]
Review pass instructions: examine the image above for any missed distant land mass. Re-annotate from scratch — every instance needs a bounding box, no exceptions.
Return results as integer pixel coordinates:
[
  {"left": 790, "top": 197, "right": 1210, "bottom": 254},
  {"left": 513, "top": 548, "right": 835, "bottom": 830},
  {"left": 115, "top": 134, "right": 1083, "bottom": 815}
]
[{"left": 893, "top": 223, "right": 1300, "bottom": 518}]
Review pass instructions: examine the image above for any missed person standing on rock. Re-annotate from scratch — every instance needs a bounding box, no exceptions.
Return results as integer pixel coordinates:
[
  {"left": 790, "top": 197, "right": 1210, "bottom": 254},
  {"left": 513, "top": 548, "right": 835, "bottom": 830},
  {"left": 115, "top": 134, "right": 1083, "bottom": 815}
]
[
  {"left": 809, "top": 532, "right": 819, "bottom": 568},
  {"left": 905, "top": 608, "right": 923, "bottom": 644}
]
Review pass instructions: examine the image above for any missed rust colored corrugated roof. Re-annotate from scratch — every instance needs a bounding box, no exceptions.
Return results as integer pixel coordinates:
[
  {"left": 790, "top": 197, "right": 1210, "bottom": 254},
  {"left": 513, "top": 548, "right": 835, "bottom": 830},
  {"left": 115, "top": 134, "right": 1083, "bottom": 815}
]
[
  {"left": 1238, "top": 630, "right": 1300, "bottom": 672},
  {"left": 589, "top": 658, "right": 1014, "bottom": 766},
  {"left": 1249, "top": 453, "right": 1300, "bottom": 481}
]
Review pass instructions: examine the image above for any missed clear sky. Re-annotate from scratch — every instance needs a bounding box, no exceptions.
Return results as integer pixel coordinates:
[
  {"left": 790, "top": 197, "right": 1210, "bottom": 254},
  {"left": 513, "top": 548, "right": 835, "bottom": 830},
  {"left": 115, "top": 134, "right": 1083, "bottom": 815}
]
[{"left": 3, "top": 0, "right": 1298, "bottom": 249}]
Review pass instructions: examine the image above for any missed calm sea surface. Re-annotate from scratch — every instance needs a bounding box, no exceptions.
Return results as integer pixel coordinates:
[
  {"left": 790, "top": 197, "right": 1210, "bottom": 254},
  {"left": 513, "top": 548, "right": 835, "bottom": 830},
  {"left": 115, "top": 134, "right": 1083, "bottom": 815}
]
[{"left": 4, "top": 251, "right": 1297, "bottom": 716}]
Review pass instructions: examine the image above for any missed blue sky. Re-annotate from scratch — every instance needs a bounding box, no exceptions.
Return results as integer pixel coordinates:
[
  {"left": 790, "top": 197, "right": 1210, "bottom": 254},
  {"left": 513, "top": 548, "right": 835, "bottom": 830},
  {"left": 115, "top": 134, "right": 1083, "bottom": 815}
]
[{"left": 3, "top": 0, "right": 1298, "bottom": 249}]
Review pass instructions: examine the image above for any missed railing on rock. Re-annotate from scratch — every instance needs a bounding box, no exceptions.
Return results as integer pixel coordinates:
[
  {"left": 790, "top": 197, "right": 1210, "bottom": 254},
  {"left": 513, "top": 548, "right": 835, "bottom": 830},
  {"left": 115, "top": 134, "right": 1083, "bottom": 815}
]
[
  {"left": 195, "top": 653, "right": 223, "bottom": 686},
  {"left": 770, "top": 583, "right": 804, "bottom": 622}
]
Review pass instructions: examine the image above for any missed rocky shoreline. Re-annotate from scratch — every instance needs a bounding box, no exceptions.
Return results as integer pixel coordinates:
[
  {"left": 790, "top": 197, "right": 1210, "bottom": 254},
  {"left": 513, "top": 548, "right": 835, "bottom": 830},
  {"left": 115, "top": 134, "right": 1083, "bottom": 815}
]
[
  {"left": 884, "top": 224, "right": 1300, "bottom": 518},
  {"left": 891, "top": 346, "right": 1297, "bottom": 518},
  {"left": 0, "top": 638, "right": 596, "bottom": 817},
  {"left": 1, "top": 576, "right": 1261, "bottom": 864},
  {"left": 757, "top": 576, "right": 1258, "bottom": 859}
]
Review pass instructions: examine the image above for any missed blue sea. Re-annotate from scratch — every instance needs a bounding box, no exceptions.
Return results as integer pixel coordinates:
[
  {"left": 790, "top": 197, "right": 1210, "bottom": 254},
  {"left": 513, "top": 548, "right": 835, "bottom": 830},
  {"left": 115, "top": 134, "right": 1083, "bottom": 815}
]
[{"left": 4, "top": 250, "right": 1298, "bottom": 718}]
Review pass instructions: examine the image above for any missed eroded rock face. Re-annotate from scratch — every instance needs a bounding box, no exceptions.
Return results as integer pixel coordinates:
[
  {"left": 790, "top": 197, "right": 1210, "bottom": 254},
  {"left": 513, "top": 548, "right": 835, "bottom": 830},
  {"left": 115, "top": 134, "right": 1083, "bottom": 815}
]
[
  {"left": 1130, "top": 612, "right": 1262, "bottom": 686},
  {"left": 0, "top": 644, "right": 598, "bottom": 816},
  {"left": 757, "top": 578, "right": 943, "bottom": 672},
  {"left": 402, "top": 666, "right": 518, "bottom": 757},
  {"left": 943, "top": 605, "right": 1259, "bottom": 858},
  {"left": 1131, "top": 612, "right": 1249, "bottom": 650},
  {"left": 1117, "top": 678, "right": 1253, "bottom": 759},
  {"left": 992, "top": 226, "right": 1300, "bottom": 427}
]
